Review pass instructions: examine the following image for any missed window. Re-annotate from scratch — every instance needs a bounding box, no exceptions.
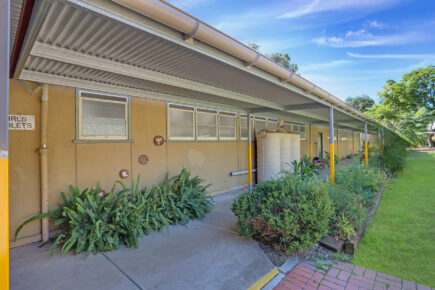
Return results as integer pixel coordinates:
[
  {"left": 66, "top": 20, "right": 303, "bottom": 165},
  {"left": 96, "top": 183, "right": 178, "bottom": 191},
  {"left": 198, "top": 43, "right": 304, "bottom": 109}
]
[
  {"left": 219, "top": 112, "right": 237, "bottom": 140},
  {"left": 168, "top": 104, "right": 195, "bottom": 140},
  {"left": 299, "top": 124, "right": 306, "bottom": 140},
  {"left": 254, "top": 117, "right": 267, "bottom": 135},
  {"left": 267, "top": 118, "right": 278, "bottom": 131},
  {"left": 78, "top": 91, "right": 129, "bottom": 140},
  {"left": 197, "top": 108, "right": 218, "bottom": 140},
  {"left": 284, "top": 122, "right": 292, "bottom": 132}
]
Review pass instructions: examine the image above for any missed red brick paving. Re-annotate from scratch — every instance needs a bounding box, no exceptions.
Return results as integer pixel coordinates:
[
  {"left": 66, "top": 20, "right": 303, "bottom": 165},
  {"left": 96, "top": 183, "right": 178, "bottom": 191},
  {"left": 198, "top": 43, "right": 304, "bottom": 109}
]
[{"left": 274, "top": 260, "right": 433, "bottom": 290}]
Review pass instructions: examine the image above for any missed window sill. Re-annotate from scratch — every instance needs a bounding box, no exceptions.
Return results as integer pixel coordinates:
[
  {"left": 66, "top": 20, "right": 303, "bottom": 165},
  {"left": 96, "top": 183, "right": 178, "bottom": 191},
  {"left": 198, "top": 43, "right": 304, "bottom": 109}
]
[{"left": 73, "top": 139, "right": 134, "bottom": 144}]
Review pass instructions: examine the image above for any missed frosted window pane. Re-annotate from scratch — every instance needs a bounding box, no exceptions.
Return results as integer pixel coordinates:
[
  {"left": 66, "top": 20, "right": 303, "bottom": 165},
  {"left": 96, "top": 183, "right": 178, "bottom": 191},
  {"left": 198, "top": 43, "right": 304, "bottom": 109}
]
[
  {"left": 82, "top": 99, "right": 125, "bottom": 119},
  {"left": 82, "top": 118, "right": 126, "bottom": 136},
  {"left": 198, "top": 125, "right": 217, "bottom": 138},
  {"left": 240, "top": 117, "right": 248, "bottom": 138},
  {"left": 197, "top": 112, "right": 216, "bottom": 126},
  {"left": 255, "top": 120, "right": 266, "bottom": 135},
  {"left": 197, "top": 112, "right": 217, "bottom": 138},
  {"left": 169, "top": 108, "right": 194, "bottom": 138},
  {"left": 268, "top": 121, "right": 277, "bottom": 131},
  {"left": 219, "top": 115, "right": 236, "bottom": 139},
  {"left": 220, "top": 127, "right": 236, "bottom": 138}
]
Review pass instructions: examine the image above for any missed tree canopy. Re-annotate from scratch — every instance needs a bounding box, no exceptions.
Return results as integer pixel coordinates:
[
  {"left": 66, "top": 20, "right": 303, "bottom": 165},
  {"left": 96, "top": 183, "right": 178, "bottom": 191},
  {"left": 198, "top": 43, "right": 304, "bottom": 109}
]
[
  {"left": 248, "top": 43, "right": 298, "bottom": 73},
  {"left": 345, "top": 95, "right": 375, "bottom": 113},
  {"left": 366, "top": 66, "right": 435, "bottom": 146}
]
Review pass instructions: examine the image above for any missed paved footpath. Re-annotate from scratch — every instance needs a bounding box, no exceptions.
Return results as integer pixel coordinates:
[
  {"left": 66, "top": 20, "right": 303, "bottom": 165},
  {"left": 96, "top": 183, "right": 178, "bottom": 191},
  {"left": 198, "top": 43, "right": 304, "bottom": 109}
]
[{"left": 274, "top": 260, "right": 433, "bottom": 290}]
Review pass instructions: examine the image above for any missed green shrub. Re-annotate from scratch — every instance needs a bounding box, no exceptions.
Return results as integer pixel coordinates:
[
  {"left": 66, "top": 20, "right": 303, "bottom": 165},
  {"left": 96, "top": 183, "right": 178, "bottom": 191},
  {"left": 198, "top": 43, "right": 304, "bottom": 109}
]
[
  {"left": 328, "top": 184, "right": 366, "bottom": 239},
  {"left": 14, "top": 168, "right": 212, "bottom": 256},
  {"left": 232, "top": 175, "right": 333, "bottom": 255},
  {"left": 370, "top": 132, "right": 408, "bottom": 174},
  {"left": 335, "top": 160, "right": 386, "bottom": 206}
]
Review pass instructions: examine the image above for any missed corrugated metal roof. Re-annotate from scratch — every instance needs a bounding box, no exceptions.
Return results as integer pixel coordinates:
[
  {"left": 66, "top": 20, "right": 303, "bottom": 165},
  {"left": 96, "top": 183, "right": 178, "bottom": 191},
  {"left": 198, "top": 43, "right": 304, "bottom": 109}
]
[
  {"left": 10, "top": 0, "right": 23, "bottom": 56},
  {"left": 16, "top": 0, "right": 365, "bottom": 128}
]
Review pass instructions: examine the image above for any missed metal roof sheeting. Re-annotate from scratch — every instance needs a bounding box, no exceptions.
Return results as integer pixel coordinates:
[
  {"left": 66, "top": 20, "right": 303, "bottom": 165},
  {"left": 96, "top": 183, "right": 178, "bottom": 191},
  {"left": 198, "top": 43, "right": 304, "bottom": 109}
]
[{"left": 15, "top": 0, "right": 371, "bottom": 129}]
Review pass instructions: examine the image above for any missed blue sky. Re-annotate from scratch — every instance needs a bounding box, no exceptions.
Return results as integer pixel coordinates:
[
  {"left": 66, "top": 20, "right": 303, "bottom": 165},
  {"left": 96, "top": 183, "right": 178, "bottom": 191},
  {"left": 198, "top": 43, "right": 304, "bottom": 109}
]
[{"left": 167, "top": 0, "right": 435, "bottom": 102}]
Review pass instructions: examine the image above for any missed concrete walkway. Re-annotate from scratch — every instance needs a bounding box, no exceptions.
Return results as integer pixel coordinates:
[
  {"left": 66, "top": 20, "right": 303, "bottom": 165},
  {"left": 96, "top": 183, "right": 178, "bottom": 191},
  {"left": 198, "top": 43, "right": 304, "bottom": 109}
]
[
  {"left": 10, "top": 188, "right": 275, "bottom": 290},
  {"left": 274, "top": 260, "right": 433, "bottom": 290}
]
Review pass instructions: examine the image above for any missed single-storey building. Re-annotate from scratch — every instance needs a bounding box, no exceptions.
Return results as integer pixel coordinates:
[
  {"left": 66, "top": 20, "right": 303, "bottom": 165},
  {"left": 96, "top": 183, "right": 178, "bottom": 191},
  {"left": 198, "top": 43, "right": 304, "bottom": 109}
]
[{"left": 4, "top": 0, "right": 381, "bottom": 256}]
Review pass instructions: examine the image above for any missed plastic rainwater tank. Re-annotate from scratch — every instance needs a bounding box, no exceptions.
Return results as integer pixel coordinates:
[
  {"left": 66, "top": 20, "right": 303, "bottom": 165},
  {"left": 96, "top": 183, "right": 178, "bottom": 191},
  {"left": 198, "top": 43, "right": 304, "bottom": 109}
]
[{"left": 257, "top": 130, "right": 300, "bottom": 182}]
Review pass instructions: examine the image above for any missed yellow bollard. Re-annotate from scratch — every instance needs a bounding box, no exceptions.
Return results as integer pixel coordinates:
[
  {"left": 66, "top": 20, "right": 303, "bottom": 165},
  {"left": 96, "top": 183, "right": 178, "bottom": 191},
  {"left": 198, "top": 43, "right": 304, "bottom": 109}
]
[
  {"left": 248, "top": 144, "right": 252, "bottom": 187},
  {"left": 330, "top": 144, "right": 335, "bottom": 184},
  {"left": 309, "top": 144, "right": 313, "bottom": 162},
  {"left": 0, "top": 158, "right": 9, "bottom": 290}
]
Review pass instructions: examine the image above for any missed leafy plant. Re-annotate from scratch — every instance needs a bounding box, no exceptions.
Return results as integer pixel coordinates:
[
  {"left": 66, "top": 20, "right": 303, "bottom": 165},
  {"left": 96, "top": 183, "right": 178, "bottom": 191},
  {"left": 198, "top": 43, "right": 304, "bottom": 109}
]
[
  {"left": 232, "top": 175, "right": 333, "bottom": 255},
  {"left": 328, "top": 184, "right": 366, "bottom": 239},
  {"left": 14, "top": 168, "right": 213, "bottom": 256},
  {"left": 288, "top": 155, "right": 319, "bottom": 180}
]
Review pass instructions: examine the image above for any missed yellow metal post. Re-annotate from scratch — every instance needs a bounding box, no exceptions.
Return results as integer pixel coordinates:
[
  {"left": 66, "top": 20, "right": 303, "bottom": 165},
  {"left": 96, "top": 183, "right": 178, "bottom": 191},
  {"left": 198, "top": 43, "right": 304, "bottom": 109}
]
[
  {"left": 1, "top": 1, "right": 10, "bottom": 288},
  {"left": 336, "top": 129, "right": 339, "bottom": 160},
  {"left": 364, "top": 123, "right": 368, "bottom": 166},
  {"left": 329, "top": 108, "right": 335, "bottom": 184}
]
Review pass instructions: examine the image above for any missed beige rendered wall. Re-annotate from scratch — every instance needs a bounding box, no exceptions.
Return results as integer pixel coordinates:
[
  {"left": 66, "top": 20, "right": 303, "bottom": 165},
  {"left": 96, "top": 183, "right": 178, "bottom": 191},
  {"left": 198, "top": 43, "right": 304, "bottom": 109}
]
[
  {"left": 9, "top": 81, "right": 252, "bottom": 246},
  {"left": 9, "top": 80, "right": 363, "bottom": 246}
]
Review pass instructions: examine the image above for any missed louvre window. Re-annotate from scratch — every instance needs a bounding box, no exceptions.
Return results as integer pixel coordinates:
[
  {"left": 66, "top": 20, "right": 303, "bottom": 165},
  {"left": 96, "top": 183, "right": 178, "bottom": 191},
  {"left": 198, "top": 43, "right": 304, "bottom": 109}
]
[
  {"left": 78, "top": 91, "right": 129, "bottom": 140},
  {"left": 197, "top": 108, "right": 218, "bottom": 140},
  {"left": 254, "top": 117, "right": 267, "bottom": 135},
  {"left": 299, "top": 124, "right": 307, "bottom": 140},
  {"left": 219, "top": 112, "right": 237, "bottom": 140},
  {"left": 168, "top": 104, "right": 195, "bottom": 140}
]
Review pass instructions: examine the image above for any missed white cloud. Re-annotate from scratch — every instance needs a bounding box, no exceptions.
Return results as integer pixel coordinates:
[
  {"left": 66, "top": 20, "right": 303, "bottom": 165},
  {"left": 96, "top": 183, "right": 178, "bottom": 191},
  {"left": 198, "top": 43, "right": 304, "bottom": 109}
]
[
  {"left": 347, "top": 52, "right": 435, "bottom": 59},
  {"left": 278, "top": 0, "right": 401, "bottom": 19},
  {"left": 313, "top": 30, "right": 426, "bottom": 47},
  {"left": 302, "top": 60, "right": 352, "bottom": 71},
  {"left": 366, "top": 20, "right": 386, "bottom": 29}
]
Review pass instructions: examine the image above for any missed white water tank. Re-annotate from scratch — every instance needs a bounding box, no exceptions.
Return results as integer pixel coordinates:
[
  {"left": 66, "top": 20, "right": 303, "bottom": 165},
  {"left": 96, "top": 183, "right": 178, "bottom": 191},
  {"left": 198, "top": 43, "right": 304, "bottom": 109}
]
[{"left": 257, "top": 130, "right": 300, "bottom": 182}]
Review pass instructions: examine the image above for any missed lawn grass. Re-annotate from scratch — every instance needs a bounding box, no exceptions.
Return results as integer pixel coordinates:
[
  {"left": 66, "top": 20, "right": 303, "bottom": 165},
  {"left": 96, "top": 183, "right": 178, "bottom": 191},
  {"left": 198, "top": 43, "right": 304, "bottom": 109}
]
[{"left": 353, "top": 151, "right": 435, "bottom": 287}]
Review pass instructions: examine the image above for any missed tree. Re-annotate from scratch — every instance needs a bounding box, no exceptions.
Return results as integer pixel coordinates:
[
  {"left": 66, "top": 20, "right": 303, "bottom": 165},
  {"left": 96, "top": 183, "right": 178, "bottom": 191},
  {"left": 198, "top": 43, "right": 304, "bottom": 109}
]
[
  {"left": 248, "top": 43, "right": 299, "bottom": 73},
  {"left": 345, "top": 95, "right": 375, "bottom": 113},
  {"left": 367, "top": 66, "right": 435, "bottom": 147}
]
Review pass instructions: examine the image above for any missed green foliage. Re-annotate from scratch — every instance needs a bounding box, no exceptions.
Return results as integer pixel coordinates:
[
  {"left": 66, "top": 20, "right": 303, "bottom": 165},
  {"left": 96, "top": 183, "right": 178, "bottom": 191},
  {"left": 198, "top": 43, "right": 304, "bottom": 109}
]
[
  {"left": 232, "top": 175, "right": 333, "bottom": 255},
  {"left": 248, "top": 42, "right": 299, "bottom": 72},
  {"left": 335, "top": 160, "right": 386, "bottom": 207},
  {"left": 328, "top": 184, "right": 366, "bottom": 239},
  {"left": 328, "top": 160, "right": 387, "bottom": 240},
  {"left": 366, "top": 66, "right": 435, "bottom": 145},
  {"left": 370, "top": 131, "right": 408, "bottom": 174},
  {"left": 288, "top": 155, "right": 319, "bottom": 180},
  {"left": 14, "top": 168, "right": 212, "bottom": 256},
  {"left": 345, "top": 95, "right": 375, "bottom": 113}
]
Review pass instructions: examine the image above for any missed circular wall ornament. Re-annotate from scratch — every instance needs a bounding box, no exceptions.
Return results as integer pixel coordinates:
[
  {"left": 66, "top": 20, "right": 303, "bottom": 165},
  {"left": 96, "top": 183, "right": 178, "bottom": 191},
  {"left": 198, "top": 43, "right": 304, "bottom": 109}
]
[
  {"left": 138, "top": 154, "right": 149, "bottom": 165},
  {"left": 119, "top": 169, "right": 129, "bottom": 179},
  {"left": 154, "top": 135, "right": 165, "bottom": 146}
]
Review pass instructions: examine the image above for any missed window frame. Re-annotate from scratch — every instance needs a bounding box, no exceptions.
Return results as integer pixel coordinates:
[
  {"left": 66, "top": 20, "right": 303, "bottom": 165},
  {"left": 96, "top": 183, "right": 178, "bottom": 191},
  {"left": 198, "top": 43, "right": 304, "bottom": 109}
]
[
  {"left": 219, "top": 111, "right": 237, "bottom": 141},
  {"left": 167, "top": 103, "right": 196, "bottom": 141},
  {"left": 196, "top": 107, "right": 218, "bottom": 141},
  {"left": 299, "top": 124, "right": 307, "bottom": 141},
  {"left": 76, "top": 89, "right": 130, "bottom": 141}
]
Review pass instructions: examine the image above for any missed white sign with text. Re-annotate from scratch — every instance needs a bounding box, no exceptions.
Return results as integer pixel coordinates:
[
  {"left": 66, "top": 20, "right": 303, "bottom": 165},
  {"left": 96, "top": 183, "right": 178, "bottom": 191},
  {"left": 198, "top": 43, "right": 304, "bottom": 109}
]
[{"left": 9, "top": 115, "right": 35, "bottom": 130}]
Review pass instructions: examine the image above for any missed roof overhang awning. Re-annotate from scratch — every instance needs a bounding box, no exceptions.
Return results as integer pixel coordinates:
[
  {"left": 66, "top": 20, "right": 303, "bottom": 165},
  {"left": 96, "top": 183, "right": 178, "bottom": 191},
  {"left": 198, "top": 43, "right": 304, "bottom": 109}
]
[{"left": 11, "top": 0, "right": 378, "bottom": 131}]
